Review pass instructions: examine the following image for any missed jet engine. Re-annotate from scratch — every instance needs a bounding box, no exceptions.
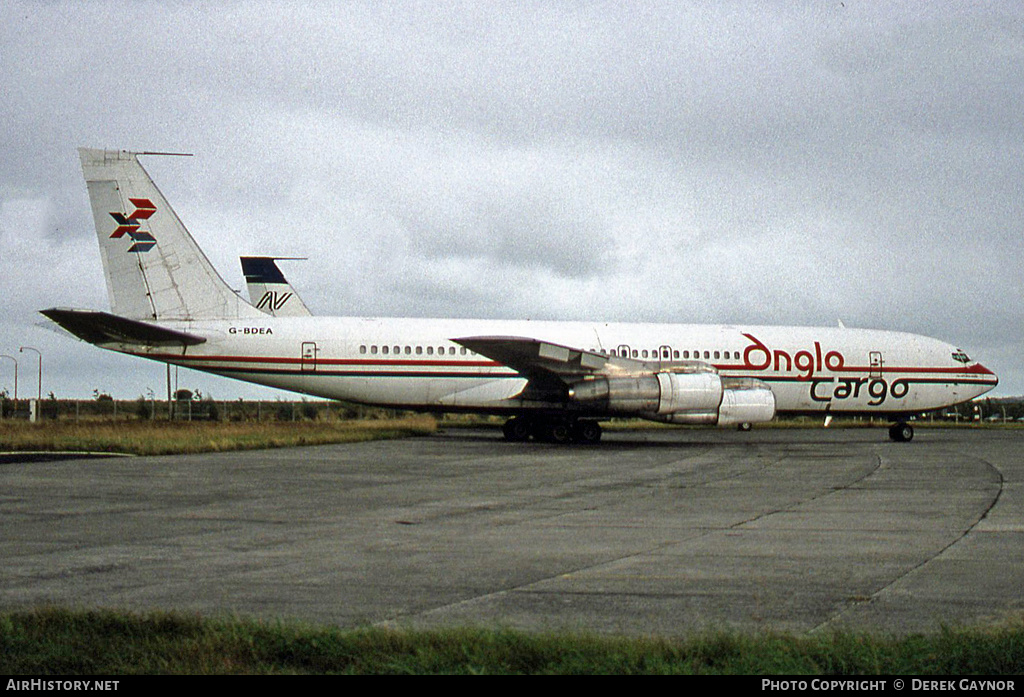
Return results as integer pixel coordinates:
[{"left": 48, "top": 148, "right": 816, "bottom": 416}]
[{"left": 568, "top": 371, "right": 776, "bottom": 426}]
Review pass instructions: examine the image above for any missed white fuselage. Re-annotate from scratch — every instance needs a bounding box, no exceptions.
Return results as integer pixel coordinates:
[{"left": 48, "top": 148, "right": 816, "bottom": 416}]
[{"left": 109, "top": 315, "right": 997, "bottom": 417}]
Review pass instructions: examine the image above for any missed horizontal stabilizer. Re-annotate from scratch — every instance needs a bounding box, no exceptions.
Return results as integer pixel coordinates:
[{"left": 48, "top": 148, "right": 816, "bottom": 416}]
[{"left": 40, "top": 308, "right": 206, "bottom": 347}]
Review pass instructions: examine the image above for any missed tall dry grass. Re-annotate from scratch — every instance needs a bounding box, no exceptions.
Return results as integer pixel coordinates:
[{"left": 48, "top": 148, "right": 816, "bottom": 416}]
[{"left": 0, "top": 416, "right": 437, "bottom": 456}]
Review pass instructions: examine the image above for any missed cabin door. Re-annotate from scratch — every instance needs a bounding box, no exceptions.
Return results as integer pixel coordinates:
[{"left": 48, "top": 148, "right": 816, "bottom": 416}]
[
  {"left": 869, "top": 351, "right": 883, "bottom": 379},
  {"left": 301, "top": 342, "right": 319, "bottom": 372}
]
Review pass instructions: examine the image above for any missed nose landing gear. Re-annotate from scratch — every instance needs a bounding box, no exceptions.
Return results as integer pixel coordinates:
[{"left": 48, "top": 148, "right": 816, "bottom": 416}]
[{"left": 889, "top": 422, "right": 914, "bottom": 442}]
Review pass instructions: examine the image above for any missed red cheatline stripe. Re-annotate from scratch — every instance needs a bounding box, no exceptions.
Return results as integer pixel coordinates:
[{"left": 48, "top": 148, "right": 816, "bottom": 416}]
[
  {"left": 149, "top": 353, "right": 503, "bottom": 369},
  {"left": 727, "top": 362, "right": 994, "bottom": 376},
  {"left": 151, "top": 352, "right": 992, "bottom": 374}
]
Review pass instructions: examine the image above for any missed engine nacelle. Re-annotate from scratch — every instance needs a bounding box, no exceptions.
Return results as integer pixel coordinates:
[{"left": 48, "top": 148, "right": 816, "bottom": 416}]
[
  {"left": 665, "top": 377, "right": 777, "bottom": 425},
  {"left": 569, "top": 372, "right": 776, "bottom": 426}
]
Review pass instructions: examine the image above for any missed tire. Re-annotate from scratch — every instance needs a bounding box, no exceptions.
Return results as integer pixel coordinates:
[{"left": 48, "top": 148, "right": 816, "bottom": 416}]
[
  {"left": 546, "top": 421, "right": 573, "bottom": 444},
  {"left": 889, "top": 422, "right": 914, "bottom": 442},
  {"left": 573, "top": 420, "right": 602, "bottom": 444},
  {"left": 502, "top": 416, "right": 532, "bottom": 442}
]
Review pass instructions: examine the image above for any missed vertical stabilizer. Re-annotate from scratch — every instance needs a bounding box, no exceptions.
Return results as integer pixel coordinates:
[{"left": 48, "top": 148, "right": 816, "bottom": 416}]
[
  {"left": 78, "top": 148, "right": 262, "bottom": 321},
  {"left": 241, "top": 257, "right": 313, "bottom": 317}
]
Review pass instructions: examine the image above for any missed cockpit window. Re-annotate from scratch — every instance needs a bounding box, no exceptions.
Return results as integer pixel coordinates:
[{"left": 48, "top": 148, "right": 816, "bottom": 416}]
[{"left": 952, "top": 350, "right": 970, "bottom": 364}]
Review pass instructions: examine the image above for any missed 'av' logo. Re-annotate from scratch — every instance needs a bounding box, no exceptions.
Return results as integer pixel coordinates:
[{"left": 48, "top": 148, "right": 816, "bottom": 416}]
[
  {"left": 109, "top": 198, "right": 157, "bottom": 252},
  {"left": 256, "top": 291, "right": 294, "bottom": 312}
]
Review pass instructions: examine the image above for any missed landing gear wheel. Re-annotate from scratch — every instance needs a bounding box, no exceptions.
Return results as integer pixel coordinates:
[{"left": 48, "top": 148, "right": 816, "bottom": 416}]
[
  {"left": 541, "top": 420, "right": 573, "bottom": 444},
  {"left": 572, "top": 420, "right": 603, "bottom": 444},
  {"left": 502, "top": 416, "right": 532, "bottom": 442},
  {"left": 737, "top": 422, "right": 753, "bottom": 432},
  {"left": 889, "top": 422, "right": 914, "bottom": 442},
  {"left": 504, "top": 417, "right": 603, "bottom": 445}
]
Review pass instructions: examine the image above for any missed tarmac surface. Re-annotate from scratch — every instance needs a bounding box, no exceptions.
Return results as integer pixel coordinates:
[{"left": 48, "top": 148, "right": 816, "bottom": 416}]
[{"left": 1, "top": 426, "right": 1021, "bottom": 636}]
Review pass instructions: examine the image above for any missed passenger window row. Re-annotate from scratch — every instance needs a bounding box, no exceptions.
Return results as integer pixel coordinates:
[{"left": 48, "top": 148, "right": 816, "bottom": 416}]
[
  {"left": 360, "top": 345, "right": 470, "bottom": 357},
  {"left": 599, "top": 348, "right": 742, "bottom": 361},
  {"left": 358, "top": 343, "right": 740, "bottom": 362},
  {"left": 683, "top": 350, "right": 741, "bottom": 361}
]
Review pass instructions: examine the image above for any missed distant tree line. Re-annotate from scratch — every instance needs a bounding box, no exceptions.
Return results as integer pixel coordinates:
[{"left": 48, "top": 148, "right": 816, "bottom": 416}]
[{"left": 0, "top": 392, "right": 407, "bottom": 422}]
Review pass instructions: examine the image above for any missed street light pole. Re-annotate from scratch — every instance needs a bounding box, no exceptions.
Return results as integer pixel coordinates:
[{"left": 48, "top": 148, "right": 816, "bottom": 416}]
[
  {"left": 0, "top": 354, "right": 16, "bottom": 400},
  {"left": 19, "top": 346, "right": 41, "bottom": 402}
]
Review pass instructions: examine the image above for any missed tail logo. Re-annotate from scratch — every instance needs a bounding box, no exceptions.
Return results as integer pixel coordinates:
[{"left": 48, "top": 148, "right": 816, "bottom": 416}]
[
  {"left": 109, "top": 198, "right": 157, "bottom": 252},
  {"left": 256, "top": 291, "right": 294, "bottom": 312}
]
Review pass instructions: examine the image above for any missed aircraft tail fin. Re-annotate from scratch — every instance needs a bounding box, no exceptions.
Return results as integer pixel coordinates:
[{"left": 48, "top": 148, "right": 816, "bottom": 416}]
[
  {"left": 78, "top": 148, "right": 262, "bottom": 321},
  {"left": 241, "top": 256, "right": 313, "bottom": 317}
]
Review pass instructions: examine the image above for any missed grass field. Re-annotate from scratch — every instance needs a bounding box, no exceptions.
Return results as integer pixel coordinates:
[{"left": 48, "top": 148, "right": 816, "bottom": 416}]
[
  {"left": 1, "top": 416, "right": 1018, "bottom": 457},
  {"left": 0, "top": 416, "right": 437, "bottom": 456},
  {"left": 1, "top": 607, "right": 1021, "bottom": 675}
]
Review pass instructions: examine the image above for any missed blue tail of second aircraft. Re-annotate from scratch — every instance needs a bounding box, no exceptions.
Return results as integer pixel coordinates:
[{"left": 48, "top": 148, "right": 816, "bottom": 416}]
[{"left": 240, "top": 256, "right": 312, "bottom": 317}]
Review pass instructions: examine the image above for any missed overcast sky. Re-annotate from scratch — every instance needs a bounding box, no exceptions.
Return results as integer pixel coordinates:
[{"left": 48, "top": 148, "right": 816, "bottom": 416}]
[{"left": 1, "top": 1, "right": 1022, "bottom": 401}]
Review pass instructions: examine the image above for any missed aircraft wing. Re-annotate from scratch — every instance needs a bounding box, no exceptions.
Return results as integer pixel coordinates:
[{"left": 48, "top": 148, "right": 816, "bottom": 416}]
[
  {"left": 40, "top": 308, "right": 207, "bottom": 347},
  {"left": 453, "top": 335, "right": 688, "bottom": 395}
]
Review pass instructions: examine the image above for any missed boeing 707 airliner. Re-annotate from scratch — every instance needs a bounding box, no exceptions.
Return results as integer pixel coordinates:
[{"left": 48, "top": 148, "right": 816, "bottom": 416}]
[{"left": 41, "top": 149, "right": 998, "bottom": 443}]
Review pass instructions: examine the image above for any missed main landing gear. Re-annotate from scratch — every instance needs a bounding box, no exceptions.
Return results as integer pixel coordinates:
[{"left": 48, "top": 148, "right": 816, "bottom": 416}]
[
  {"left": 502, "top": 416, "right": 602, "bottom": 444},
  {"left": 888, "top": 422, "right": 914, "bottom": 442}
]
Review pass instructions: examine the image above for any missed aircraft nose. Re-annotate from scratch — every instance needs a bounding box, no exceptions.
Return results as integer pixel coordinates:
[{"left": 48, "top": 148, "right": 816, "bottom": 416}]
[
  {"left": 970, "top": 362, "right": 999, "bottom": 392},
  {"left": 984, "top": 365, "right": 998, "bottom": 386}
]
